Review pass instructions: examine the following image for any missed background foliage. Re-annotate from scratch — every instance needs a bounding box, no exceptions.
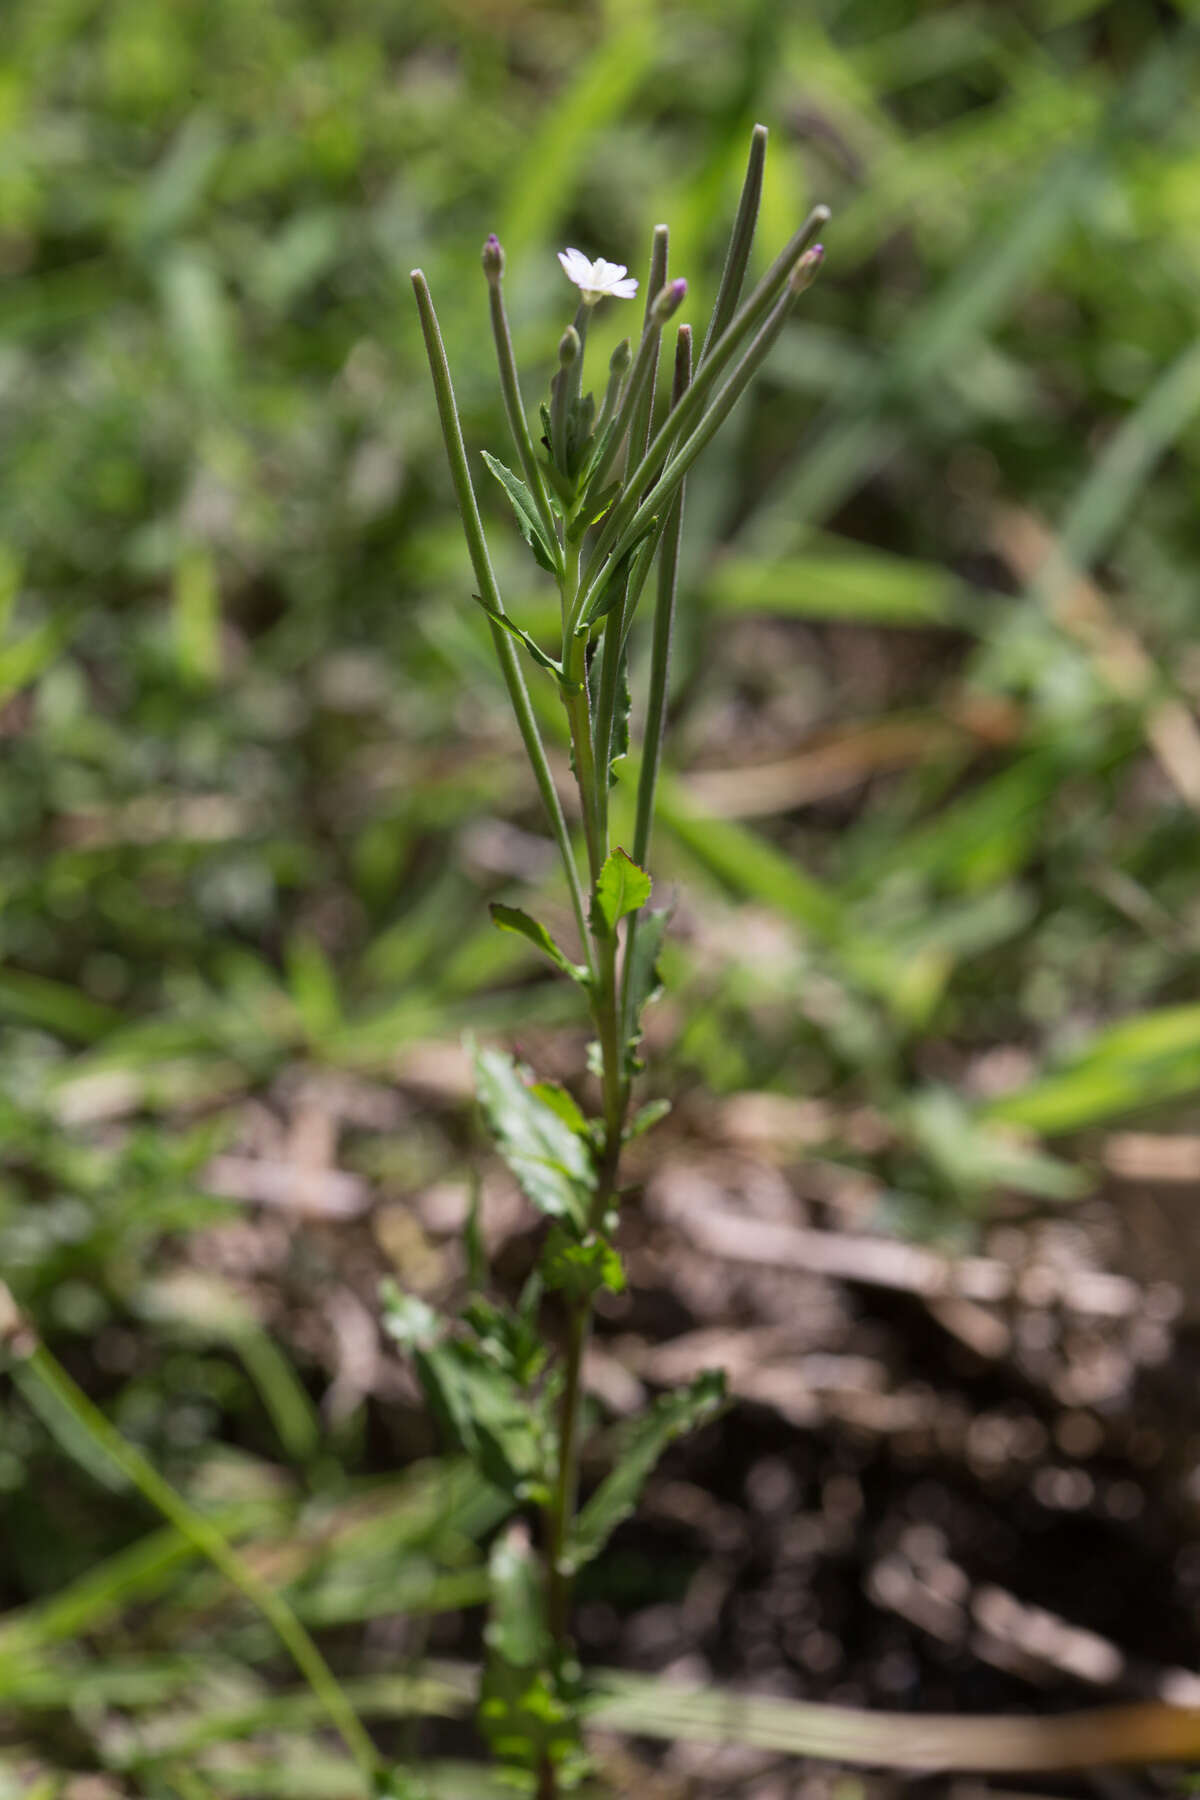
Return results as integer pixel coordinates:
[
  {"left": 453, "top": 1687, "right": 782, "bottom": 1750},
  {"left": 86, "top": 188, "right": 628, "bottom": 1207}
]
[{"left": 6, "top": 0, "right": 1200, "bottom": 1792}]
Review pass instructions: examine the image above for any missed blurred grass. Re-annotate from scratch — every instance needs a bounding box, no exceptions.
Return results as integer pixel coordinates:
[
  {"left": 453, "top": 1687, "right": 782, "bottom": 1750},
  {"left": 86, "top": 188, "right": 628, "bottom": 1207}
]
[{"left": 7, "top": 0, "right": 1200, "bottom": 1787}]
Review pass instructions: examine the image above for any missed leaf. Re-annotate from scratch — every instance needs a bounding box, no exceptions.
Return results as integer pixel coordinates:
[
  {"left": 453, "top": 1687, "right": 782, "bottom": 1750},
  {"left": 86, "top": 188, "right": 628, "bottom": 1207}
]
[
  {"left": 530, "top": 1080, "right": 590, "bottom": 1138},
  {"left": 479, "top": 1528, "right": 585, "bottom": 1780},
  {"left": 462, "top": 1294, "right": 547, "bottom": 1387},
  {"left": 905, "top": 1089, "right": 1089, "bottom": 1203},
  {"left": 984, "top": 1002, "right": 1200, "bottom": 1135},
  {"left": 284, "top": 932, "right": 341, "bottom": 1045},
  {"left": 0, "top": 606, "right": 80, "bottom": 702},
  {"left": 565, "top": 390, "right": 595, "bottom": 477},
  {"left": 471, "top": 593, "right": 565, "bottom": 681},
  {"left": 412, "top": 1334, "right": 546, "bottom": 1502},
  {"left": 580, "top": 519, "right": 658, "bottom": 629},
  {"left": 379, "top": 1282, "right": 442, "bottom": 1350},
  {"left": 569, "top": 478, "right": 621, "bottom": 540},
  {"left": 488, "top": 903, "right": 588, "bottom": 984},
  {"left": 473, "top": 1043, "right": 595, "bottom": 1228},
  {"left": 590, "top": 848, "right": 651, "bottom": 936},
  {"left": 624, "top": 1097, "right": 671, "bottom": 1142},
  {"left": 481, "top": 451, "right": 558, "bottom": 575},
  {"left": 464, "top": 1178, "right": 487, "bottom": 1293},
  {"left": 541, "top": 1226, "right": 625, "bottom": 1304},
  {"left": 566, "top": 1370, "right": 727, "bottom": 1572},
  {"left": 607, "top": 650, "right": 631, "bottom": 789},
  {"left": 624, "top": 908, "right": 670, "bottom": 1056},
  {"left": 486, "top": 1523, "right": 549, "bottom": 1670}
]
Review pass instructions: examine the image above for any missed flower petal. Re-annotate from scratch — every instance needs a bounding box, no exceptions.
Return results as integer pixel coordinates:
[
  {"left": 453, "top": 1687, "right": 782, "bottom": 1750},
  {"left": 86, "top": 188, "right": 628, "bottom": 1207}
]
[{"left": 558, "top": 247, "right": 593, "bottom": 285}]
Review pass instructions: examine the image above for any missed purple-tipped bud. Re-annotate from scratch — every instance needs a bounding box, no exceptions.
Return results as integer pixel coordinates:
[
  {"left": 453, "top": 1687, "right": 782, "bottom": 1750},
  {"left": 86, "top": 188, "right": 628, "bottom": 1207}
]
[
  {"left": 610, "top": 336, "right": 632, "bottom": 376},
  {"left": 788, "top": 244, "right": 824, "bottom": 294},
  {"left": 481, "top": 234, "right": 504, "bottom": 282},
  {"left": 651, "top": 277, "right": 688, "bottom": 324},
  {"left": 558, "top": 324, "right": 581, "bottom": 367}
]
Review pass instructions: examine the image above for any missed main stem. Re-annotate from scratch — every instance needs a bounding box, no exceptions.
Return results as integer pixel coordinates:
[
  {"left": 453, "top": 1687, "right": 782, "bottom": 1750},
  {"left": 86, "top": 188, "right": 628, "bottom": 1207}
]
[{"left": 541, "top": 535, "right": 634, "bottom": 1800}]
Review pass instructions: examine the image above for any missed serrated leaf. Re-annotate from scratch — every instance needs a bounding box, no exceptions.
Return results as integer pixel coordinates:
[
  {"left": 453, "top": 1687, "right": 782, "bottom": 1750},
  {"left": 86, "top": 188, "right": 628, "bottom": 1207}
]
[
  {"left": 473, "top": 1043, "right": 595, "bottom": 1228},
  {"left": 489, "top": 903, "right": 588, "bottom": 983},
  {"left": 481, "top": 451, "right": 558, "bottom": 574},
  {"left": 541, "top": 1226, "right": 625, "bottom": 1303},
  {"left": 566, "top": 1371, "right": 727, "bottom": 1571},
  {"left": 624, "top": 1097, "right": 671, "bottom": 1142},
  {"left": 590, "top": 849, "right": 651, "bottom": 936}
]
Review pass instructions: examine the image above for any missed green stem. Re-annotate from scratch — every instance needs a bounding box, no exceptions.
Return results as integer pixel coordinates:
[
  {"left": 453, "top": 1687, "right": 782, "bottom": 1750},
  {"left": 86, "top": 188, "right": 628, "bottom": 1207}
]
[
  {"left": 6, "top": 1326, "right": 379, "bottom": 1789},
  {"left": 485, "top": 265, "right": 561, "bottom": 562},
  {"left": 622, "top": 324, "right": 692, "bottom": 1038},
  {"left": 578, "top": 204, "right": 827, "bottom": 601},
  {"left": 591, "top": 228, "right": 671, "bottom": 821},
  {"left": 572, "top": 227, "right": 670, "bottom": 547},
  {"left": 588, "top": 257, "right": 815, "bottom": 602},
  {"left": 411, "top": 269, "right": 592, "bottom": 968},
  {"left": 699, "top": 123, "right": 767, "bottom": 364}
]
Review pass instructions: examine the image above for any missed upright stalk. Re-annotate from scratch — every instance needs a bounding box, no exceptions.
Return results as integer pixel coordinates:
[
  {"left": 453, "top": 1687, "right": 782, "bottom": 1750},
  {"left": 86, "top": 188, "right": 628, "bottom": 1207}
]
[
  {"left": 411, "top": 145, "right": 829, "bottom": 1798},
  {"left": 411, "top": 271, "right": 592, "bottom": 969}
]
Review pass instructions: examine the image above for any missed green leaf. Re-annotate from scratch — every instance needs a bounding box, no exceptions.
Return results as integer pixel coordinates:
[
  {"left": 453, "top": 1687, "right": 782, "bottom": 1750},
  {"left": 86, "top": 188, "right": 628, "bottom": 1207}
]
[
  {"left": 411, "top": 1335, "right": 546, "bottom": 1502},
  {"left": 479, "top": 1527, "right": 587, "bottom": 1782},
  {"left": 905, "top": 1089, "right": 1089, "bottom": 1203},
  {"left": 485, "top": 1524, "right": 549, "bottom": 1670},
  {"left": 569, "top": 478, "right": 621, "bottom": 540},
  {"left": 465, "top": 1178, "right": 487, "bottom": 1293},
  {"left": 0, "top": 606, "right": 80, "bottom": 702},
  {"left": 379, "top": 1282, "right": 442, "bottom": 1350},
  {"left": 984, "top": 1002, "right": 1200, "bottom": 1135},
  {"left": 624, "top": 1097, "right": 671, "bottom": 1142},
  {"left": 566, "top": 1371, "right": 727, "bottom": 1572},
  {"left": 471, "top": 593, "right": 566, "bottom": 682},
  {"left": 580, "top": 521, "right": 658, "bottom": 630},
  {"left": 624, "top": 908, "right": 670, "bottom": 1065},
  {"left": 488, "top": 903, "right": 588, "bottom": 983},
  {"left": 481, "top": 451, "right": 558, "bottom": 574},
  {"left": 529, "top": 1080, "right": 590, "bottom": 1138},
  {"left": 607, "top": 650, "right": 631, "bottom": 789},
  {"left": 565, "top": 391, "right": 595, "bottom": 477},
  {"left": 541, "top": 1226, "right": 625, "bottom": 1303},
  {"left": 284, "top": 932, "right": 342, "bottom": 1045},
  {"left": 473, "top": 1043, "right": 595, "bottom": 1228},
  {"left": 590, "top": 849, "right": 651, "bottom": 936},
  {"left": 462, "top": 1294, "right": 547, "bottom": 1387}
]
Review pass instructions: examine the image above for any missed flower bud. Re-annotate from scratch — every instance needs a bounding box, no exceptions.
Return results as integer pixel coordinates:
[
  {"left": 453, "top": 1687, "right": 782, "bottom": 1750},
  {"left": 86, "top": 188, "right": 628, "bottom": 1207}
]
[
  {"left": 481, "top": 234, "right": 504, "bottom": 283},
  {"left": 651, "top": 277, "right": 687, "bottom": 324},
  {"left": 787, "top": 244, "right": 824, "bottom": 294},
  {"left": 558, "top": 324, "right": 581, "bottom": 367},
  {"left": 609, "top": 337, "right": 632, "bottom": 378}
]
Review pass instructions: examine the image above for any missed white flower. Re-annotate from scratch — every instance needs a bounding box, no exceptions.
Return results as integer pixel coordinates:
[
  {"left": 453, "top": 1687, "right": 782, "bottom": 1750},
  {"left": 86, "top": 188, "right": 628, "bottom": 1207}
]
[{"left": 557, "top": 247, "right": 638, "bottom": 305}]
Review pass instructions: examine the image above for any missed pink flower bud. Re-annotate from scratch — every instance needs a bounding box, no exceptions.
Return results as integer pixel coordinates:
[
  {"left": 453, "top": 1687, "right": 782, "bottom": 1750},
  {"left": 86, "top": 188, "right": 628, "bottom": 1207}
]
[{"left": 651, "top": 277, "right": 688, "bottom": 324}]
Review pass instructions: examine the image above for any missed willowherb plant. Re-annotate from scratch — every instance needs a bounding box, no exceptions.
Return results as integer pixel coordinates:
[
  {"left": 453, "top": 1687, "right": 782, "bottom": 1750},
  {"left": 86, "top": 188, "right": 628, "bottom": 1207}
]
[{"left": 399, "top": 126, "right": 828, "bottom": 1796}]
